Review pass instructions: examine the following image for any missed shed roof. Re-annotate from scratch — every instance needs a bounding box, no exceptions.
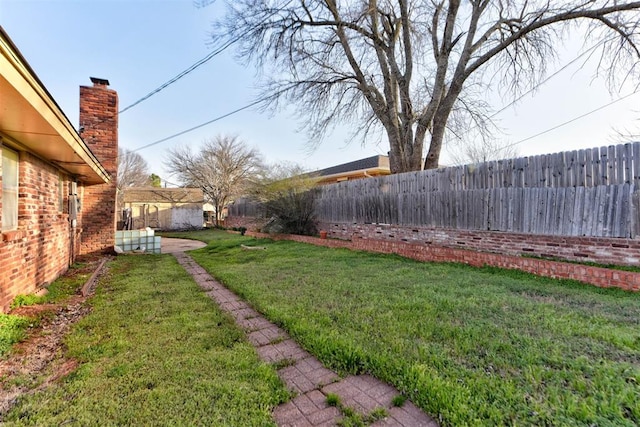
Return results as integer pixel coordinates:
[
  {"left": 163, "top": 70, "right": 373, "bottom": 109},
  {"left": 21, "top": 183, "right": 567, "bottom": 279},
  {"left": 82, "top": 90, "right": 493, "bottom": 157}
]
[{"left": 123, "top": 188, "right": 204, "bottom": 204}]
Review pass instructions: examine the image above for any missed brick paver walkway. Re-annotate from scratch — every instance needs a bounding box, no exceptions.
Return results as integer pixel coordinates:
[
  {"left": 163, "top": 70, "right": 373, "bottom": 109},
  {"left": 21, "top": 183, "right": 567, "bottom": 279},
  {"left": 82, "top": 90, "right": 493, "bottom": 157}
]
[{"left": 174, "top": 251, "right": 438, "bottom": 427}]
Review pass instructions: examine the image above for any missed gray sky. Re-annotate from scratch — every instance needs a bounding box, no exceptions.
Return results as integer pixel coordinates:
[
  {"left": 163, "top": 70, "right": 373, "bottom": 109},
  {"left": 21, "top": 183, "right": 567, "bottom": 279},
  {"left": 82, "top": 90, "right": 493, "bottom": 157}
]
[{"left": 2, "top": 0, "right": 639, "bottom": 182}]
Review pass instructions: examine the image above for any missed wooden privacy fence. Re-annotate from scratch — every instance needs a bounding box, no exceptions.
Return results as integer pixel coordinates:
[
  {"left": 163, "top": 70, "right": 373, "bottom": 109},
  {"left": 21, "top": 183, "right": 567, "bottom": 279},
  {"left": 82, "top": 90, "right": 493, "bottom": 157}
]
[
  {"left": 392, "top": 141, "right": 640, "bottom": 191},
  {"left": 316, "top": 183, "right": 635, "bottom": 237},
  {"left": 231, "top": 142, "right": 640, "bottom": 238},
  {"left": 228, "top": 198, "right": 263, "bottom": 218}
]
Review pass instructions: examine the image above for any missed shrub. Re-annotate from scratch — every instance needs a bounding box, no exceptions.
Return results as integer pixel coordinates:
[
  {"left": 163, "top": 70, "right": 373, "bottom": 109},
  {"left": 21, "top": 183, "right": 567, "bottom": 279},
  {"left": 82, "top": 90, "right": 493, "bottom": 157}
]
[
  {"left": 251, "top": 163, "right": 320, "bottom": 236},
  {"left": 262, "top": 188, "right": 319, "bottom": 236}
]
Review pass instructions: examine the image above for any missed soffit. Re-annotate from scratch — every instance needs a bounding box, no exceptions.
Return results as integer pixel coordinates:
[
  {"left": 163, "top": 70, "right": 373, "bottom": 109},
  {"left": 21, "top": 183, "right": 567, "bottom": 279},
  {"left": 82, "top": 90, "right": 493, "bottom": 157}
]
[{"left": 0, "top": 29, "right": 109, "bottom": 185}]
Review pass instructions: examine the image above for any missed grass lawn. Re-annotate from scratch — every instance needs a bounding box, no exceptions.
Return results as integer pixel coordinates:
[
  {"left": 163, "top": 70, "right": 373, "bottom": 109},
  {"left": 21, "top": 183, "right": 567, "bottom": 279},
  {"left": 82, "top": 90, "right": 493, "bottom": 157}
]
[
  {"left": 184, "top": 230, "right": 639, "bottom": 426},
  {"left": 4, "top": 254, "right": 288, "bottom": 426},
  {"left": 1, "top": 262, "right": 93, "bottom": 358},
  {"left": 0, "top": 314, "right": 32, "bottom": 357}
]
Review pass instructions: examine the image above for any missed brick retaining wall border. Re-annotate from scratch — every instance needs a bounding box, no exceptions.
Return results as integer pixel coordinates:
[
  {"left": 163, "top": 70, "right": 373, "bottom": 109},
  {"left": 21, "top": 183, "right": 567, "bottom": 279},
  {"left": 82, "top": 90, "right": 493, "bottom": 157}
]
[
  {"left": 226, "top": 216, "right": 640, "bottom": 266},
  {"left": 317, "top": 222, "right": 640, "bottom": 267},
  {"left": 241, "top": 229, "right": 640, "bottom": 292}
]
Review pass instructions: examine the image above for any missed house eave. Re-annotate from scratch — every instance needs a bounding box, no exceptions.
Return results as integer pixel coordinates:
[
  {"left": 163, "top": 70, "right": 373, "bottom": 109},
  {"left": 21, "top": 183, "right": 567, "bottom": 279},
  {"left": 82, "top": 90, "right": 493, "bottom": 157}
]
[
  {"left": 315, "top": 167, "right": 391, "bottom": 184},
  {"left": 0, "top": 27, "right": 110, "bottom": 185}
]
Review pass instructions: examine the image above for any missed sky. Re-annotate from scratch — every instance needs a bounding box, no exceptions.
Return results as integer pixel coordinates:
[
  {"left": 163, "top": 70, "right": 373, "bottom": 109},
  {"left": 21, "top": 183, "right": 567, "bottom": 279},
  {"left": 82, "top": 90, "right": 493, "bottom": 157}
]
[{"left": 1, "top": 0, "right": 640, "bottom": 184}]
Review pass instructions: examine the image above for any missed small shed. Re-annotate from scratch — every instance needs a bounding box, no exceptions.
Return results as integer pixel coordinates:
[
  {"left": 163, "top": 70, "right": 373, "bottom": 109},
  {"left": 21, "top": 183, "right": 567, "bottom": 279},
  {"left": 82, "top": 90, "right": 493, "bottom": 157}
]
[{"left": 122, "top": 188, "right": 204, "bottom": 230}]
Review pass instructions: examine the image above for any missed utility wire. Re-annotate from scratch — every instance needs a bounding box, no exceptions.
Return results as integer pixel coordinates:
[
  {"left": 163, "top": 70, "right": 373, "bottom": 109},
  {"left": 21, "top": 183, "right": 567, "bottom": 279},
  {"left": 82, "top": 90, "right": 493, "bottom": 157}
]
[
  {"left": 118, "top": 36, "right": 241, "bottom": 115},
  {"left": 502, "top": 89, "right": 640, "bottom": 149},
  {"left": 132, "top": 97, "right": 268, "bottom": 152},
  {"left": 461, "top": 38, "right": 634, "bottom": 150},
  {"left": 488, "top": 39, "right": 608, "bottom": 120},
  {"left": 129, "top": 41, "right": 620, "bottom": 155}
]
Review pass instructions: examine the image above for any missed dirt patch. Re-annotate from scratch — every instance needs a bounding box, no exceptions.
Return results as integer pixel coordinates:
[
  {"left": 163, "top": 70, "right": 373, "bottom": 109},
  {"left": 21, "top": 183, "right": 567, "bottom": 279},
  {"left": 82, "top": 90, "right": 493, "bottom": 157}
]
[{"left": 0, "top": 258, "right": 105, "bottom": 419}]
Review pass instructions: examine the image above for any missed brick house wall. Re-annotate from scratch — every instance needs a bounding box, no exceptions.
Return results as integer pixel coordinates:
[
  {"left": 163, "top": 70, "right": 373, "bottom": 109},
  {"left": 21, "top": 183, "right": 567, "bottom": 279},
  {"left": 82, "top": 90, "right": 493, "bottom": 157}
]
[
  {"left": 0, "top": 78, "right": 117, "bottom": 311},
  {"left": 79, "top": 78, "right": 118, "bottom": 256},
  {"left": 0, "top": 152, "right": 78, "bottom": 310}
]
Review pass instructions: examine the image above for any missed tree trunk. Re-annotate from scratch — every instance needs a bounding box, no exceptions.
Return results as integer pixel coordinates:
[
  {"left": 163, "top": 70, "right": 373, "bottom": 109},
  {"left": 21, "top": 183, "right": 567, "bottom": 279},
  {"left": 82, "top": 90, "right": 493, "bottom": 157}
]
[
  {"left": 424, "top": 88, "right": 460, "bottom": 170},
  {"left": 388, "top": 132, "right": 403, "bottom": 174},
  {"left": 388, "top": 129, "right": 424, "bottom": 173},
  {"left": 424, "top": 118, "right": 445, "bottom": 170}
]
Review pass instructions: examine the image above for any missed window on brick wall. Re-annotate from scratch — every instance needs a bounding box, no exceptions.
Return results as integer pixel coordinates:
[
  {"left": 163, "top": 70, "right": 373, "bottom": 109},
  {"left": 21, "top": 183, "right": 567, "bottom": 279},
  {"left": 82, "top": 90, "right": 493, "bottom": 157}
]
[{"left": 2, "top": 147, "right": 19, "bottom": 231}]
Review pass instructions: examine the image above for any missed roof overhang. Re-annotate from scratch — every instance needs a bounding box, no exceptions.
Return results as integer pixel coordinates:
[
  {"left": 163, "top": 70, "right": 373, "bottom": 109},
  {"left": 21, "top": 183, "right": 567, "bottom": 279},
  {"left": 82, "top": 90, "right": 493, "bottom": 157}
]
[
  {"left": 123, "top": 187, "right": 205, "bottom": 204},
  {"left": 316, "top": 167, "right": 391, "bottom": 184},
  {"left": 0, "top": 27, "right": 110, "bottom": 185}
]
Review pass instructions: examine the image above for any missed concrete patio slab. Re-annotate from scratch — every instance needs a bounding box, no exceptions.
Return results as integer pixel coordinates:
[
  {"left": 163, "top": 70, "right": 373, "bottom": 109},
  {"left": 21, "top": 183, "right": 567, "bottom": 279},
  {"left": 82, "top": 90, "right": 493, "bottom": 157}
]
[{"left": 161, "top": 237, "right": 207, "bottom": 254}]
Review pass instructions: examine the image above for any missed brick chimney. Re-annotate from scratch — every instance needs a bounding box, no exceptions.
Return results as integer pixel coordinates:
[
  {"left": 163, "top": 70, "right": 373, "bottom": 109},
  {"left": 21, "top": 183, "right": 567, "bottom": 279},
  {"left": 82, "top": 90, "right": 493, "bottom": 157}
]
[{"left": 79, "top": 77, "right": 118, "bottom": 255}]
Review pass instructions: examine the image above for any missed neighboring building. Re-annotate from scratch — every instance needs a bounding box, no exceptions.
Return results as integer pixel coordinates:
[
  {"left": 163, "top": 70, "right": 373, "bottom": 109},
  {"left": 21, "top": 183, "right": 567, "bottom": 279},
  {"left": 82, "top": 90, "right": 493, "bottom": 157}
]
[
  {"left": 121, "top": 188, "right": 204, "bottom": 230},
  {"left": 311, "top": 155, "right": 390, "bottom": 185},
  {"left": 202, "top": 202, "right": 226, "bottom": 226},
  {"left": 0, "top": 27, "right": 117, "bottom": 311}
]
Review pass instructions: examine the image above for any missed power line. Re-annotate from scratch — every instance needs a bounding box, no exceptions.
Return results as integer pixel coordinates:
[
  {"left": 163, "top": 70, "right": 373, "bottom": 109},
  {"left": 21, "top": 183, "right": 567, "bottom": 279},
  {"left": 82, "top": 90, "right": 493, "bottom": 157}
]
[
  {"left": 132, "top": 97, "right": 268, "bottom": 152},
  {"left": 502, "top": 89, "right": 640, "bottom": 149},
  {"left": 488, "top": 39, "right": 608, "bottom": 120},
  {"left": 159, "top": 177, "right": 182, "bottom": 188},
  {"left": 118, "top": 37, "right": 240, "bottom": 115},
  {"left": 128, "top": 40, "right": 621, "bottom": 155},
  {"left": 452, "top": 39, "right": 611, "bottom": 140},
  {"left": 461, "top": 38, "right": 632, "bottom": 151}
]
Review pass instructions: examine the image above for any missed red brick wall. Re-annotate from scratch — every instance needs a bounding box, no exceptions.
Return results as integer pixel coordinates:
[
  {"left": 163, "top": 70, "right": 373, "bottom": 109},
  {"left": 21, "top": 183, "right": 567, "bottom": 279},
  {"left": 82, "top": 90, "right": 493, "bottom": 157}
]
[
  {"left": 317, "top": 222, "right": 640, "bottom": 267},
  {"left": 79, "top": 80, "right": 118, "bottom": 255},
  {"left": 0, "top": 152, "right": 78, "bottom": 311},
  {"left": 244, "top": 230, "right": 640, "bottom": 292},
  {"left": 226, "top": 215, "right": 640, "bottom": 268},
  {"left": 223, "top": 216, "right": 267, "bottom": 231},
  {"left": 0, "top": 79, "right": 117, "bottom": 311}
]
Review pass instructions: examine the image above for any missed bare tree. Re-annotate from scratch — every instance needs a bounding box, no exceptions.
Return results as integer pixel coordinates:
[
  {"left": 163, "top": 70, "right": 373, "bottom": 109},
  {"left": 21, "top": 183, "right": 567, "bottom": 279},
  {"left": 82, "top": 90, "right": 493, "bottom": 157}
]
[
  {"left": 165, "top": 135, "right": 264, "bottom": 225},
  {"left": 447, "top": 138, "right": 519, "bottom": 166},
  {"left": 208, "top": 0, "right": 640, "bottom": 172},
  {"left": 117, "top": 148, "right": 150, "bottom": 211}
]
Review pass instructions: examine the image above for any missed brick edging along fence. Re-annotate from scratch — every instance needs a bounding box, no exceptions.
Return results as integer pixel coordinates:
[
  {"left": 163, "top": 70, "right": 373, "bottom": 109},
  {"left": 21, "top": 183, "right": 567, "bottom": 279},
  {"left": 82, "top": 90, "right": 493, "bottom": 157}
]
[
  {"left": 225, "top": 217, "right": 640, "bottom": 267},
  {"left": 318, "top": 222, "right": 640, "bottom": 266},
  {"left": 245, "top": 231, "right": 640, "bottom": 292}
]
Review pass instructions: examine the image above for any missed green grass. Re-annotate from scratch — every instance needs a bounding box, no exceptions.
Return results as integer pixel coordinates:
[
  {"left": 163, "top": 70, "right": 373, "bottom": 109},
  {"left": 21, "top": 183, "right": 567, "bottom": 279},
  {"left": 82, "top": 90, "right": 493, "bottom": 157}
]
[
  {"left": 391, "top": 394, "right": 407, "bottom": 407},
  {"left": 4, "top": 255, "right": 288, "bottom": 426},
  {"left": 158, "top": 229, "right": 233, "bottom": 242},
  {"left": 325, "top": 393, "right": 387, "bottom": 427},
  {"left": 10, "top": 261, "right": 91, "bottom": 310},
  {"left": 0, "top": 314, "right": 32, "bottom": 357},
  {"left": 2, "top": 262, "right": 90, "bottom": 358},
  {"left": 183, "top": 230, "right": 640, "bottom": 426}
]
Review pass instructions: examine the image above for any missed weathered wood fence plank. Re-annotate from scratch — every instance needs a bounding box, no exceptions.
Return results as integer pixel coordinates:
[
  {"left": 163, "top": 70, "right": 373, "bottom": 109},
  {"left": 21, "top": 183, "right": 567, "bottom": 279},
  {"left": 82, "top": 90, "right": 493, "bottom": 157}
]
[{"left": 230, "top": 142, "right": 640, "bottom": 238}]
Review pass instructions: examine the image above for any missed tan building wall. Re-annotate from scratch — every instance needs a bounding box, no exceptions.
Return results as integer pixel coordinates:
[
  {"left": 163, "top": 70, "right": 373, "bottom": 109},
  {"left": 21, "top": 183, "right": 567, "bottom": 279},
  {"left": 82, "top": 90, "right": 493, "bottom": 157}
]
[
  {"left": 122, "top": 188, "right": 204, "bottom": 230},
  {"left": 124, "top": 201, "right": 203, "bottom": 230}
]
